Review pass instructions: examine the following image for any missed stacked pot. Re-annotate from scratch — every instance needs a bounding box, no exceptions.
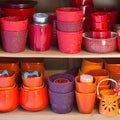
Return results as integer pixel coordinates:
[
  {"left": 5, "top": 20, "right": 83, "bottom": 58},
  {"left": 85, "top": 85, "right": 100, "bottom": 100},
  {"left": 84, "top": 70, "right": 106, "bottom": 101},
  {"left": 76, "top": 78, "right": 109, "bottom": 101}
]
[
  {"left": 75, "top": 74, "right": 96, "bottom": 114},
  {"left": 1, "top": 16, "right": 28, "bottom": 53},
  {"left": 48, "top": 73, "right": 74, "bottom": 114},
  {"left": 56, "top": 7, "right": 83, "bottom": 53},
  {"left": 29, "top": 13, "right": 52, "bottom": 51},
  {"left": 71, "top": 0, "right": 94, "bottom": 31},
  {"left": 0, "top": 70, "right": 19, "bottom": 112}
]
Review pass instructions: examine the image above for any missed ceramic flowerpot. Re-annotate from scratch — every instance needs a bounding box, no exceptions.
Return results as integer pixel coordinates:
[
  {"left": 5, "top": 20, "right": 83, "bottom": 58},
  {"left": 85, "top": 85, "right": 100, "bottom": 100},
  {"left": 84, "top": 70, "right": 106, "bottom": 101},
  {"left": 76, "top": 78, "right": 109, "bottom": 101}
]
[
  {"left": 20, "top": 85, "right": 48, "bottom": 111},
  {"left": 0, "top": 71, "right": 16, "bottom": 87},
  {"left": 48, "top": 73, "right": 74, "bottom": 93},
  {"left": 75, "top": 75, "right": 96, "bottom": 93},
  {"left": 0, "top": 85, "right": 19, "bottom": 112},
  {"left": 49, "top": 89, "right": 74, "bottom": 114},
  {"left": 75, "top": 90, "right": 96, "bottom": 114}
]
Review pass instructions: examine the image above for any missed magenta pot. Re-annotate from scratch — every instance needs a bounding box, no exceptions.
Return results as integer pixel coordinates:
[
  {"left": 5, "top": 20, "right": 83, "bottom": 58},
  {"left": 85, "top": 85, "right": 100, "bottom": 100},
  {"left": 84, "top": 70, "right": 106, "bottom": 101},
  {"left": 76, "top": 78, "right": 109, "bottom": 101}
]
[
  {"left": 29, "top": 23, "right": 52, "bottom": 51},
  {"left": 1, "top": 29, "right": 27, "bottom": 53}
]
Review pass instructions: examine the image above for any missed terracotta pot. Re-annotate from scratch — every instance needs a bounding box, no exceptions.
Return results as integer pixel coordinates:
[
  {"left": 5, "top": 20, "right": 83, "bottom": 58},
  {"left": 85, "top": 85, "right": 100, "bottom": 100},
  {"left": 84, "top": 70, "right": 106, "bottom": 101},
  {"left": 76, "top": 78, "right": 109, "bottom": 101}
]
[
  {"left": 0, "top": 71, "right": 15, "bottom": 87},
  {"left": 75, "top": 75, "right": 96, "bottom": 93},
  {"left": 99, "top": 84, "right": 110, "bottom": 91},
  {"left": 20, "top": 85, "right": 48, "bottom": 111},
  {"left": 81, "top": 58, "right": 103, "bottom": 73},
  {"left": 48, "top": 73, "right": 74, "bottom": 94},
  {"left": 22, "top": 71, "right": 43, "bottom": 87},
  {"left": 87, "top": 69, "right": 109, "bottom": 85},
  {"left": 75, "top": 90, "right": 96, "bottom": 114},
  {"left": 0, "top": 85, "right": 19, "bottom": 112},
  {"left": 49, "top": 89, "right": 74, "bottom": 114}
]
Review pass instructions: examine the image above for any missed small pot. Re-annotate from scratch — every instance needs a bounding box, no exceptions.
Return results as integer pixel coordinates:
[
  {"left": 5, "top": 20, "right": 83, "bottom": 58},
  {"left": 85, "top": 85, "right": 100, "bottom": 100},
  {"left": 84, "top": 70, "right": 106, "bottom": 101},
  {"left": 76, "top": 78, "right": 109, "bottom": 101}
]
[
  {"left": 75, "top": 75, "right": 96, "bottom": 93},
  {"left": 20, "top": 85, "right": 48, "bottom": 111},
  {"left": 0, "top": 85, "right": 19, "bottom": 112},
  {"left": 48, "top": 73, "right": 74, "bottom": 94},
  {"left": 72, "top": 0, "right": 93, "bottom": 6},
  {"left": 49, "top": 89, "right": 74, "bottom": 114},
  {"left": 75, "top": 90, "right": 96, "bottom": 114}
]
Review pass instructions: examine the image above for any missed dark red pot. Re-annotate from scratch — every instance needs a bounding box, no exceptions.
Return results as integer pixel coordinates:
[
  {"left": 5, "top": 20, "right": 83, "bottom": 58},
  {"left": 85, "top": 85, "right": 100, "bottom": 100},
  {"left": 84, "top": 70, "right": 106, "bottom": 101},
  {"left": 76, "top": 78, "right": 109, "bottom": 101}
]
[
  {"left": 29, "top": 24, "right": 52, "bottom": 51},
  {"left": 72, "top": 0, "right": 93, "bottom": 6}
]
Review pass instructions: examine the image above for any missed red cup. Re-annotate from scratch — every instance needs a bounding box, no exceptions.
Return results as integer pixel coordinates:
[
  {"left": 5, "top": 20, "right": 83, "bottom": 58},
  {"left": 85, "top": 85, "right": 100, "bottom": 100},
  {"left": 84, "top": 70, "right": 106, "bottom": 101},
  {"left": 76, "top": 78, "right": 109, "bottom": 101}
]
[
  {"left": 57, "top": 30, "right": 83, "bottom": 53},
  {"left": 56, "top": 7, "right": 83, "bottom": 22},
  {"left": 29, "top": 23, "right": 52, "bottom": 51},
  {"left": 91, "top": 12, "right": 107, "bottom": 22},
  {"left": 92, "top": 21, "right": 108, "bottom": 31},
  {"left": 72, "top": 0, "right": 93, "bottom": 6},
  {"left": 117, "top": 36, "right": 120, "bottom": 51},
  {"left": 88, "top": 31, "right": 111, "bottom": 38}
]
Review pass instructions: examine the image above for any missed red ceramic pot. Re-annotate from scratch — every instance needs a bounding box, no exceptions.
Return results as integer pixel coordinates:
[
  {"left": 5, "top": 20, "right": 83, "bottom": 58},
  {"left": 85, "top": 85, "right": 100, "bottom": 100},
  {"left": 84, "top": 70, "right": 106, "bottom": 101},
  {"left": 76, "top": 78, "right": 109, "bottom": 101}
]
[
  {"left": 20, "top": 85, "right": 48, "bottom": 111},
  {"left": 1, "top": 16, "right": 28, "bottom": 31},
  {"left": 91, "top": 12, "right": 107, "bottom": 22},
  {"left": 29, "top": 23, "right": 52, "bottom": 51},
  {"left": 72, "top": 0, "right": 93, "bottom": 6},
  {"left": 117, "top": 36, "right": 120, "bottom": 51},
  {"left": 57, "top": 30, "right": 83, "bottom": 53},
  {"left": 56, "top": 7, "right": 83, "bottom": 22},
  {"left": 88, "top": 31, "right": 111, "bottom": 38},
  {"left": 1, "top": 29, "right": 27, "bottom": 53},
  {"left": 0, "top": 85, "right": 19, "bottom": 112}
]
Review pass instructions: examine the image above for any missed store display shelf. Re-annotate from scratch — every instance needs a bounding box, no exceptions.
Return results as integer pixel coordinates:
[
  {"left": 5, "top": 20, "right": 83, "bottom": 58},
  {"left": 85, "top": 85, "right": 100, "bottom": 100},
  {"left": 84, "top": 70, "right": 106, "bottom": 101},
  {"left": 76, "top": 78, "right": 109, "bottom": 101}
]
[{"left": 0, "top": 47, "right": 120, "bottom": 58}]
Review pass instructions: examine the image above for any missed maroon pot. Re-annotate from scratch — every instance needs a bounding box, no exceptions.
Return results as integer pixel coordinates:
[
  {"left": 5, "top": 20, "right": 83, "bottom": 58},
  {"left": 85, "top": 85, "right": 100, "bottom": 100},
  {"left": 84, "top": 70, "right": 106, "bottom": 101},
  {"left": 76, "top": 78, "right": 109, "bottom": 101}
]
[
  {"left": 1, "top": 30, "right": 27, "bottom": 53},
  {"left": 29, "top": 23, "right": 52, "bottom": 51},
  {"left": 72, "top": 0, "right": 93, "bottom": 6}
]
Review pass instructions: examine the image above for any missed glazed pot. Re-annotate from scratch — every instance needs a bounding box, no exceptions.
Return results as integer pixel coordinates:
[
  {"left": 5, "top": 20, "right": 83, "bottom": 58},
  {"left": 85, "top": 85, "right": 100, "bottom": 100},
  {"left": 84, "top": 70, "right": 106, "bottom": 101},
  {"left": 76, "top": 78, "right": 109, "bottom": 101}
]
[
  {"left": 48, "top": 73, "right": 74, "bottom": 93},
  {"left": 57, "top": 29, "right": 83, "bottom": 54},
  {"left": 75, "top": 90, "right": 96, "bottom": 114},
  {"left": 0, "top": 85, "right": 19, "bottom": 112},
  {"left": 75, "top": 75, "right": 96, "bottom": 93},
  {"left": 20, "top": 85, "right": 48, "bottom": 111},
  {"left": 56, "top": 7, "right": 83, "bottom": 22},
  {"left": 29, "top": 23, "right": 52, "bottom": 51},
  {"left": 1, "top": 29, "right": 28, "bottom": 53},
  {"left": 22, "top": 71, "right": 43, "bottom": 87},
  {"left": 72, "top": 0, "right": 93, "bottom": 6},
  {"left": 81, "top": 58, "right": 103, "bottom": 73},
  {"left": 83, "top": 32, "right": 117, "bottom": 53},
  {"left": 49, "top": 89, "right": 74, "bottom": 114},
  {"left": 0, "top": 71, "right": 15, "bottom": 88}
]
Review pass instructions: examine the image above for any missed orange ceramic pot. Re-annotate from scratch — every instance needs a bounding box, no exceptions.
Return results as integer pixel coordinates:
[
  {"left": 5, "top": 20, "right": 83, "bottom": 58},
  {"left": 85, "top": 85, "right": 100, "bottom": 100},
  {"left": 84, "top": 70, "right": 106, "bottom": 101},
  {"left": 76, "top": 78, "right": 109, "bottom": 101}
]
[
  {"left": 98, "top": 84, "right": 110, "bottom": 91},
  {"left": 22, "top": 71, "right": 43, "bottom": 87},
  {"left": 20, "top": 58, "right": 44, "bottom": 73},
  {"left": 75, "top": 75, "right": 96, "bottom": 93},
  {"left": 20, "top": 85, "right": 48, "bottom": 111},
  {"left": 75, "top": 90, "right": 96, "bottom": 114},
  {"left": 0, "top": 85, "right": 19, "bottom": 112},
  {"left": 0, "top": 71, "right": 16, "bottom": 87},
  {"left": 87, "top": 69, "right": 109, "bottom": 85},
  {"left": 81, "top": 58, "right": 103, "bottom": 73}
]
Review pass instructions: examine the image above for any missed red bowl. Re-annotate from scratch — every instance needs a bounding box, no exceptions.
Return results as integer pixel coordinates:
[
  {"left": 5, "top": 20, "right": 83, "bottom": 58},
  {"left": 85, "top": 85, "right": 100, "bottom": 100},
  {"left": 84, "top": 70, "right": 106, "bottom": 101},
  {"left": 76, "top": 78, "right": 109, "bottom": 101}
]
[
  {"left": 72, "top": 0, "right": 93, "bottom": 6},
  {"left": 88, "top": 31, "right": 111, "bottom": 38},
  {"left": 56, "top": 7, "right": 83, "bottom": 22}
]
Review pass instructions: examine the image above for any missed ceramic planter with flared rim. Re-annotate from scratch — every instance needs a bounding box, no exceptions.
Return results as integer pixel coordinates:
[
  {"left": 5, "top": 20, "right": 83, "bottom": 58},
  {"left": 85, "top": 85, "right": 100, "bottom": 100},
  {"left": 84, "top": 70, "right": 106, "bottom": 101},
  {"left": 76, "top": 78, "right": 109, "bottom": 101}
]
[
  {"left": 0, "top": 70, "right": 16, "bottom": 88},
  {"left": 49, "top": 89, "right": 74, "bottom": 114},
  {"left": 48, "top": 73, "right": 75, "bottom": 94},
  {"left": 20, "top": 85, "right": 48, "bottom": 111},
  {"left": 75, "top": 75, "right": 96, "bottom": 93},
  {"left": 22, "top": 71, "right": 44, "bottom": 87},
  {"left": 0, "top": 84, "right": 19, "bottom": 112},
  {"left": 87, "top": 69, "right": 109, "bottom": 85},
  {"left": 81, "top": 58, "right": 103, "bottom": 73},
  {"left": 75, "top": 90, "right": 96, "bottom": 114}
]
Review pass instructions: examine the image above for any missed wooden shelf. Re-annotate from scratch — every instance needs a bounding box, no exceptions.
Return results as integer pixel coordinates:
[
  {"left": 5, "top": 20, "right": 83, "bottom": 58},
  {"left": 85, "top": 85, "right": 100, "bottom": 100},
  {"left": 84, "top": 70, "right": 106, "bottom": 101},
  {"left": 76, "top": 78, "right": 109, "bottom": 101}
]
[{"left": 0, "top": 47, "right": 120, "bottom": 58}]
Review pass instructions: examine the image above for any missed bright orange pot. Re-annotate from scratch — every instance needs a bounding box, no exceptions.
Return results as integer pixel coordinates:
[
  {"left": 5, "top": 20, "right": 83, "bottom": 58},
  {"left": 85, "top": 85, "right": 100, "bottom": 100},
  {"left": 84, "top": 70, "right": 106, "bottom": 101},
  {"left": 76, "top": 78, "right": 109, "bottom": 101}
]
[
  {"left": 87, "top": 69, "right": 109, "bottom": 85},
  {"left": 75, "top": 75, "right": 96, "bottom": 93},
  {"left": 75, "top": 90, "right": 96, "bottom": 114},
  {"left": 0, "top": 71, "right": 16, "bottom": 87},
  {"left": 81, "top": 58, "right": 103, "bottom": 73},
  {"left": 20, "top": 85, "right": 48, "bottom": 111},
  {"left": 0, "top": 85, "right": 19, "bottom": 112}
]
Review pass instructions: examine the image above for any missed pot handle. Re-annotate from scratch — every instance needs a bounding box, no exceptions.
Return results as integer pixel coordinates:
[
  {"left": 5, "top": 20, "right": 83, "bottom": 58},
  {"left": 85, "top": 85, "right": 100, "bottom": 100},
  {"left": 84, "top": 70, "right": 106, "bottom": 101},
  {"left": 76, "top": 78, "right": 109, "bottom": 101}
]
[{"left": 96, "top": 78, "right": 117, "bottom": 96}]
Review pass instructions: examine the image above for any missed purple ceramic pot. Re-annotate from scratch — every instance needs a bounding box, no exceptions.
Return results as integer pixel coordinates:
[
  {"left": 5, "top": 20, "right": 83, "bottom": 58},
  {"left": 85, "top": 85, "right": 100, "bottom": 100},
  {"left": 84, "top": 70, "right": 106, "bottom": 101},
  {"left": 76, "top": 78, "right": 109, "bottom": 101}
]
[
  {"left": 49, "top": 89, "right": 74, "bottom": 114},
  {"left": 48, "top": 73, "right": 75, "bottom": 93}
]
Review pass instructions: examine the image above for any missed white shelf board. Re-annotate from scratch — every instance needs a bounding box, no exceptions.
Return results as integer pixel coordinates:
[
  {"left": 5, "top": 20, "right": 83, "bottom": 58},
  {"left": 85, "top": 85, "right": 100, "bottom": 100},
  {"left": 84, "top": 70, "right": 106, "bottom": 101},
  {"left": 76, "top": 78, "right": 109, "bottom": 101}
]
[{"left": 0, "top": 47, "right": 120, "bottom": 58}]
